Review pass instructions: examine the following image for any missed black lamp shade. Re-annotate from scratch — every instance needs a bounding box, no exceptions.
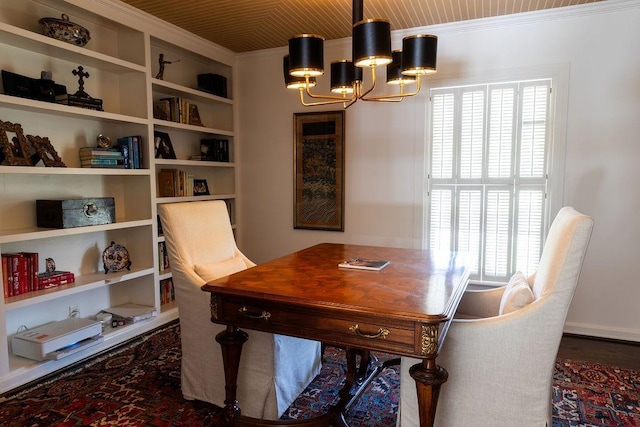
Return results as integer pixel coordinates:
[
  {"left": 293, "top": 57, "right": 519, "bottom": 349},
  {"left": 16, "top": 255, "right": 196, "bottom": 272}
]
[
  {"left": 283, "top": 55, "right": 316, "bottom": 89},
  {"left": 288, "top": 34, "right": 325, "bottom": 77},
  {"left": 386, "top": 50, "right": 416, "bottom": 85},
  {"left": 330, "top": 60, "right": 356, "bottom": 93},
  {"left": 353, "top": 19, "right": 392, "bottom": 67},
  {"left": 402, "top": 34, "right": 437, "bottom": 76}
]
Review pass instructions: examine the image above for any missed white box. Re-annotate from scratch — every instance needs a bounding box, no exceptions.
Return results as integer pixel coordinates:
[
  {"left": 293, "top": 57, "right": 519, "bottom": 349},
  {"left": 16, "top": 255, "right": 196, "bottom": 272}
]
[{"left": 12, "top": 318, "right": 102, "bottom": 361}]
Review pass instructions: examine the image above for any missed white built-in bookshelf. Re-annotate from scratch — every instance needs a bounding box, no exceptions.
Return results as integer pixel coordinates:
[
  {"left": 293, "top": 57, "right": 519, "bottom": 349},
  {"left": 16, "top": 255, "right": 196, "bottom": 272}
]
[{"left": 0, "top": 0, "right": 237, "bottom": 392}]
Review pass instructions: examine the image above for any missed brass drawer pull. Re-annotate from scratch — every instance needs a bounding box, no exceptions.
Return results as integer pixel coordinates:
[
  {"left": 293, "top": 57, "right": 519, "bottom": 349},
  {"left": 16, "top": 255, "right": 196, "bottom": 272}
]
[
  {"left": 239, "top": 306, "right": 271, "bottom": 321},
  {"left": 349, "top": 324, "right": 390, "bottom": 339}
]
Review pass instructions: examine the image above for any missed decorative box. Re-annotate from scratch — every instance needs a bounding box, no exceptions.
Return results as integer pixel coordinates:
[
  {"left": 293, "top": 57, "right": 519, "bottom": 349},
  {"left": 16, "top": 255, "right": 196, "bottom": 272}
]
[
  {"left": 36, "top": 198, "right": 115, "bottom": 229},
  {"left": 197, "top": 73, "right": 227, "bottom": 98}
]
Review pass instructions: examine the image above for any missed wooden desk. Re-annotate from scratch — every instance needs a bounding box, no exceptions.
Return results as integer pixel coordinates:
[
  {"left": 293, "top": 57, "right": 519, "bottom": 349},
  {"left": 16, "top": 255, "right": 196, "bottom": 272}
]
[{"left": 202, "top": 243, "right": 470, "bottom": 426}]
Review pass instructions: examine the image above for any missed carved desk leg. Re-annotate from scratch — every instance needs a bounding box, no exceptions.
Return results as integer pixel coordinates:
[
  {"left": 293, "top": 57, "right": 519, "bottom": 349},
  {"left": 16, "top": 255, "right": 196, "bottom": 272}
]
[
  {"left": 408, "top": 324, "right": 448, "bottom": 427},
  {"left": 216, "top": 325, "right": 248, "bottom": 427}
]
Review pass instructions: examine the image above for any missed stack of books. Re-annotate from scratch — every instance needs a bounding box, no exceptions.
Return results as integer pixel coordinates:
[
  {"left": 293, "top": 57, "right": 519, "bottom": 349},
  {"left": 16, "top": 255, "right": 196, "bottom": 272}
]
[
  {"left": 103, "top": 303, "right": 157, "bottom": 324},
  {"left": 2, "top": 252, "right": 76, "bottom": 298},
  {"left": 157, "top": 168, "right": 194, "bottom": 197},
  {"left": 116, "top": 135, "right": 143, "bottom": 169},
  {"left": 79, "top": 147, "right": 124, "bottom": 169}
]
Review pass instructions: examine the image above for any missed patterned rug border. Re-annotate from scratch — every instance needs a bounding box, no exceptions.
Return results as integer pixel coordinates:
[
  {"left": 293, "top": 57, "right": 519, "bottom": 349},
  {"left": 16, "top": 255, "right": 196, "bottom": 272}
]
[{"left": 0, "top": 320, "right": 180, "bottom": 403}]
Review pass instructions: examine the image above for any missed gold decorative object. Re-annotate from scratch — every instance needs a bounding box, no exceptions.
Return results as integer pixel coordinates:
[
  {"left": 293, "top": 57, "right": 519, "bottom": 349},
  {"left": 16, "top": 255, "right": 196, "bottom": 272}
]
[{"left": 420, "top": 324, "right": 439, "bottom": 356}]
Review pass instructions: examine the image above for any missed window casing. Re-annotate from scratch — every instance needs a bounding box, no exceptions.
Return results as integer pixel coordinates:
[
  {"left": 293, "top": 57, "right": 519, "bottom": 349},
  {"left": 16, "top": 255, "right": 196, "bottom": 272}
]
[{"left": 426, "top": 79, "right": 553, "bottom": 283}]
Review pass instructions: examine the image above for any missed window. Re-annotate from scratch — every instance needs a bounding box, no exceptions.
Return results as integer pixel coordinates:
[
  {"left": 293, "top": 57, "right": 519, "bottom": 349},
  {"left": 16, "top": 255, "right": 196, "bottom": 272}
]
[{"left": 426, "top": 79, "right": 553, "bottom": 283}]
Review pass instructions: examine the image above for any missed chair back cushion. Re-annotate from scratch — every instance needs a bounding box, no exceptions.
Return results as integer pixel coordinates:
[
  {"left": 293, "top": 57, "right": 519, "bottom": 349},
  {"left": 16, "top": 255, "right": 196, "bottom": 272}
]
[
  {"left": 499, "top": 271, "right": 534, "bottom": 315},
  {"left": 195, "top": 256, "right": 248, "bottom": 282}
]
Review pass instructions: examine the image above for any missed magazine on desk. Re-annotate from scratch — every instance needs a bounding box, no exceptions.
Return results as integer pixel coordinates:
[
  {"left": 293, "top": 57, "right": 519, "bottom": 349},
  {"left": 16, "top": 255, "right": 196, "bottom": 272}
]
[{"left": 338, "top": 258, "right": 390, "bottom": 271}]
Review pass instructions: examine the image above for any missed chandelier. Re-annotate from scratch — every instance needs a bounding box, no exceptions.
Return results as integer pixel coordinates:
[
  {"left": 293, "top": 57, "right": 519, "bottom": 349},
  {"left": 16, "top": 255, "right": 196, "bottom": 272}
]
[{"left": 283, "top": 0, "right": 438, "bottom": 108}]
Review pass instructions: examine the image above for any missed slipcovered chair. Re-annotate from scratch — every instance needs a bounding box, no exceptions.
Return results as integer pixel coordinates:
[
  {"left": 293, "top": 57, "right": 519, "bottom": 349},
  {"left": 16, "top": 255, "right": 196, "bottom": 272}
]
[
  {"left": 158, "top": 200, "right": 322, "bottom": 419},
  {"left": 398, "top": 207, "right": 594, "bottom": 426}
]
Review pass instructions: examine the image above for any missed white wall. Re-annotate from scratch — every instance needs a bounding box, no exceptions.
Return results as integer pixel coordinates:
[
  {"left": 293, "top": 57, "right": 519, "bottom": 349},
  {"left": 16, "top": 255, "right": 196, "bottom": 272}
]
[{"left": 236, "top": 0, "right": 640, "bottom": 341}]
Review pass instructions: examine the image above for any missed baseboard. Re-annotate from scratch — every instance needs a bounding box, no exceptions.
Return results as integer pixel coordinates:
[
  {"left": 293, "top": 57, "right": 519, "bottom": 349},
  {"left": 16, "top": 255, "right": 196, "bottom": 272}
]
[{"left": 564, "top": 322, "right": 640, "bottom": 343}]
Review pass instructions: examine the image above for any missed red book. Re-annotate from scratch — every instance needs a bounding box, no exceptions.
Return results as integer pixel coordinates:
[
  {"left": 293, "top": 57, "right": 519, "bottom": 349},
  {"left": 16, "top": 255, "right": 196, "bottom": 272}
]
[
  {"left": 36, "top": 271, "right": 75, "bottom": 290},
  {"left": 20, "top": 252, "right": 39, "bottom": 293},
  {"left": 2, "top": 255, "right": 11, "bottom": 298},
  {"left": 10, "top": 254, "right": 28, "bottom": 296}
]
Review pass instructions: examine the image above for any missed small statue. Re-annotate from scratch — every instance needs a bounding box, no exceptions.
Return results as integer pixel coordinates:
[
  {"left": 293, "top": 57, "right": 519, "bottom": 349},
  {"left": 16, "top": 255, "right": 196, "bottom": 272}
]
[{"left": 155, "top": 54, "right": 179, "bottom": 80}]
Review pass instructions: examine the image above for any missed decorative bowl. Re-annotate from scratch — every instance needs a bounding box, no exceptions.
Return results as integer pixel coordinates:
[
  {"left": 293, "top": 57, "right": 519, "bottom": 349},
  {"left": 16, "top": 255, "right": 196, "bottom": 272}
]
[{"left": 39, "top": 14, "right": 90, "bottom": 47}]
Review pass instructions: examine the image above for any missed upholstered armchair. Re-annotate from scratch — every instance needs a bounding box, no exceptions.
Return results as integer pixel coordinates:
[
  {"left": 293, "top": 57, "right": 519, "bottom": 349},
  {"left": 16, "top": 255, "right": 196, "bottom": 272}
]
[
  {"left": 158, "top": 200, "right": 322, "bottom": 419},
  {"left": 398, "top": 207, "right": 594, "bottom": 426}
]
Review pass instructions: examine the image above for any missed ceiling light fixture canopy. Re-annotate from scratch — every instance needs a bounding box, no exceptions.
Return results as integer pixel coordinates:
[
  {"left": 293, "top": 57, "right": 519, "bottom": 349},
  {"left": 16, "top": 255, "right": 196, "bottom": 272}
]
[{"left": 283, "top": 0, "right": 437, "bottom": 108}]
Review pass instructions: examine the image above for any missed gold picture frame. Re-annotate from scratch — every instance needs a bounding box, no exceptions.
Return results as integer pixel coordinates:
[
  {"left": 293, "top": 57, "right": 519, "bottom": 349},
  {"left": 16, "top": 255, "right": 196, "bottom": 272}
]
[
  {"left": 0, "top": 120, "right": 32, "bottom": 166},
  {"left": 27, "top": 134, "right": 66, "bottom": 167},
  {"left": 293, "top": 111, "right": 345, "bottom": 231}
]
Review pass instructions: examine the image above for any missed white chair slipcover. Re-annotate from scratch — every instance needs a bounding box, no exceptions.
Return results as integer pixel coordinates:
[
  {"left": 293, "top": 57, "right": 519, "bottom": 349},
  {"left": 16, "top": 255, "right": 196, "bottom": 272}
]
[
  {"left": 398, "top": 207, "right": 594, "bottom": 426},
  {"left": 159, "top": 200, "right": 322, "bottom": 419}
]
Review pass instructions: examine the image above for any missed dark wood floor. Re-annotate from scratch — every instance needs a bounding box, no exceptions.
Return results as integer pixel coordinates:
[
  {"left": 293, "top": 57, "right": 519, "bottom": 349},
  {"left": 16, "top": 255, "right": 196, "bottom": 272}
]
[{"left": 557, "top": 334, "right": 640, "bottom": 370}]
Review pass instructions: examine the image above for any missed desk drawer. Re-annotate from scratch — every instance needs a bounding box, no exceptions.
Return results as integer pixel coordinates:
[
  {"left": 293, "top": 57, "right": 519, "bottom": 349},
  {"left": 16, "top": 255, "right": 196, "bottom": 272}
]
[{"left": 211, "top": 294, "right": 422, "bottom": 357}]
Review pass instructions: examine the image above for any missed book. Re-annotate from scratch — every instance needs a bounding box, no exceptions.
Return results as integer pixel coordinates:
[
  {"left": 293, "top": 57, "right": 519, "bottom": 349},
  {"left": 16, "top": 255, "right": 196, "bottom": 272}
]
[
  {"left": 79, "top": 147, "right": 123, "bottom": 157},
  {"left": 80, "top": 158, "right": 123, "bottom": 166},
  {"left": 103, "top": 303, "right": 157, "bottom": 323},
  {"left": 158, "top": 169, "right": 177, "bottom": 197},
  {"left": 338, "top": 258, "right": 390, "bottom": 271},
  {"left": 36, "top": 271, "right": 75, "bottom": 289},
  {"left": 2, "top": 254, "right": 11, "bottom": 298},
  {"left": 20, "top": 252, "right": 38, "bottom": 293},
  {"left": 117, "top": 136, "right": 143, "bottom": 169},
  {"left": 9, "top": 253, "right": 27, "bottom": 295}
]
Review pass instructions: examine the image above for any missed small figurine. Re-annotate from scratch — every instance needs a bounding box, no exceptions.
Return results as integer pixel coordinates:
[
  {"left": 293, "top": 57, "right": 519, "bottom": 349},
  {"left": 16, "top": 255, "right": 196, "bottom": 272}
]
[
  {"left": 45, "top": 257, "right": 56, "bottom": 274},
  {"left": 155, "top": 53, "right": 179, "bottom": 80},
  {"left": 96, "top": 134, "right": 112, "bottom": 148}
]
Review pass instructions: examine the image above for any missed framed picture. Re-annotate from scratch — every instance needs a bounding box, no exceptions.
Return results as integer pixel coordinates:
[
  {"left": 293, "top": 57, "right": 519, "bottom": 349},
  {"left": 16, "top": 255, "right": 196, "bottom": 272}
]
[
  {"left": 193, "top": 179, "right": 210, "bottom": 196},
  {"left": 293, "top": 111, "right": 345, "bottom": 231},
  {"left": 26, "top": 134, "right": 66, "bottom": 167},
  {"left": 0, "top": 120, "right": 32, "bottom": 166},
  {"left": 188, "top": 104, "right": 203, "bottom": 126},
  {"left": 154, "top": 131, "right": 176, "bottom": 159}
]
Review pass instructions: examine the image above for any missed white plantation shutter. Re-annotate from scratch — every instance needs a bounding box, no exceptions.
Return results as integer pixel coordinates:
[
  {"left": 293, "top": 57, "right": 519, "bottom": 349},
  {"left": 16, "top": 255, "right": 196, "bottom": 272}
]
[{"left": 427, "top": 80, "right": 552, "bottom": 282}]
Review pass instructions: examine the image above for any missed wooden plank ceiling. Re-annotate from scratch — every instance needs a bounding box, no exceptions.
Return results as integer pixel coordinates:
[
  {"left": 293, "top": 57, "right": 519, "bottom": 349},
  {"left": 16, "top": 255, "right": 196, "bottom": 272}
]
[{"left": 120, "top": 0, "right": 601, "bottom": 53}]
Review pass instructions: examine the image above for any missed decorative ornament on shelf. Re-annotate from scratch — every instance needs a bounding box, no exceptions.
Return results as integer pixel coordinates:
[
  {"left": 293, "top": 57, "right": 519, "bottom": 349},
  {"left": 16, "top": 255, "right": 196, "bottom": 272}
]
[
  {"left": 55, "top": 66, "right": 104, "bottom": 111},
  {"left": 96, "top": 134, "right": 112, "bottom": 149},
  {"left": 39, "top": 14, "right": 91, "bottom": 47},
  {"left": 154, "top": 54, "right": 180, "bottom": 80},
  {"left": 45, "top": 257, "right": 56, "bottom": 274},
  {"left": 102, "top": 241, "right": 131, "bottom": 274}
]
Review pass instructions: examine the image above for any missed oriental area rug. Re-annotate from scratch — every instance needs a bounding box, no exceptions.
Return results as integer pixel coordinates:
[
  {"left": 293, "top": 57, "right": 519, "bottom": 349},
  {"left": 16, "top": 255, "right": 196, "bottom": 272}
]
[{"left": 0, "top": 322, "right": 638, "bottom": 427}]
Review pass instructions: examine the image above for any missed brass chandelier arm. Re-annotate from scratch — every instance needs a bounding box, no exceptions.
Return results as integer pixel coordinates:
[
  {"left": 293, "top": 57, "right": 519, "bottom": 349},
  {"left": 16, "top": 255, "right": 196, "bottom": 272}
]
[
  {"left": 298, "top": 88, "right": 355, "bottom": 107},
  {"left": 304, "top": 77, "right": 356, "bottom": 101},
  {"left": 361, "top": 75, "right": 422, "bottom": 102}
]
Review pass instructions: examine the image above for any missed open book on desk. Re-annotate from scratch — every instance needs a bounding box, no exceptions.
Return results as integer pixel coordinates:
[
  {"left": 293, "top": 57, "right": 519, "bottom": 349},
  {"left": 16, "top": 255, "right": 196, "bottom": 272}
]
[{"left": 338, "top": 258, "right": 390, "bottom": 271}]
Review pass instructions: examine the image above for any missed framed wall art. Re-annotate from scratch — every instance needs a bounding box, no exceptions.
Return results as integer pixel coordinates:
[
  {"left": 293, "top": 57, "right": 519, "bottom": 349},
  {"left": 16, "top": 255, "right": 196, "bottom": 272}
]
[
  {"left": 26, "top": 135, "right": 66, "bottom": 167},
  {"left": 154, "top": 130, "right": 176, "bottom": 159},
  {"left": 293, "top": 111, "right": 345, "bottom": 231},
  {"left": 0, "top": 120, "right": 32, "bottom": 166}
]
